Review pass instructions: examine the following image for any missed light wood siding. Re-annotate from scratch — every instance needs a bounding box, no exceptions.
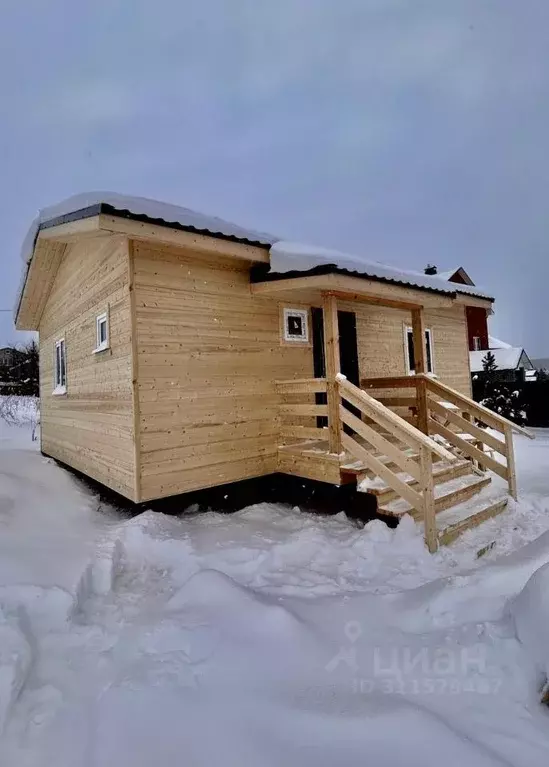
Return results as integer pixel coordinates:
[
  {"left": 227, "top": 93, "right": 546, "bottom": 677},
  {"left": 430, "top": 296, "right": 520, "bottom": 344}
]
[
  {"left": 37, "top": 229, "right": 472, "bottom": 503},
  {"left": 133, "top": 241, "right": 312, "bottom": 501},
  {"left": 337, "top": 300, "right": 472, "bottom": 395},
  {"left": 39, "top": 236, "right": 136, "bottom": 498},
  {"left": 424, "top": 306, "right": 472, "bottom": 395}
]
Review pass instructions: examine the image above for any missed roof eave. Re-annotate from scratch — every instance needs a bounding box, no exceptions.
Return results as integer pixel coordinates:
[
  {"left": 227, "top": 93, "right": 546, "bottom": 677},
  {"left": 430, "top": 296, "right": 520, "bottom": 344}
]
[
  {"left": 38, "top": 203, "right": 273, "bottom": 249},
  {"left": 251, "top": 263, "right": 494, "bottom": 303}
]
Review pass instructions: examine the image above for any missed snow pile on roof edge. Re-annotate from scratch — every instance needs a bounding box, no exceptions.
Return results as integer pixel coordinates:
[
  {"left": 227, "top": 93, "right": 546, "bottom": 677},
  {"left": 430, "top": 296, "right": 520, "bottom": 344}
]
[
  {"left": 15, "top": 192, "right": 278, "bottom": 321},
  {"left": 20, "top": 191, "right": 277, "bottom": 265},
  {"left": 269, "top": 241, "right": 493, "bottom": 299},
  {"left": 470, "top": 348, "right": 524, "bottom": 372}
]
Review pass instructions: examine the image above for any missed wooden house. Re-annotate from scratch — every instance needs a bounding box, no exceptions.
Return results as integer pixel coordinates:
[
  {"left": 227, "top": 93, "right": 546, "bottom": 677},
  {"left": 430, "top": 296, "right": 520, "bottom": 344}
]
[{"left": 15, "top": 194, "right": 532, "bottom": 551}]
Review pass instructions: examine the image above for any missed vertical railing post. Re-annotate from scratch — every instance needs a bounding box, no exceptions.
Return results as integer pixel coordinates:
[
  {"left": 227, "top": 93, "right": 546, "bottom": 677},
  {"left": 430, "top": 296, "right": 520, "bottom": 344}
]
[
  {"left": 411, "top": 307, "right": 429, "bottom": 435},
  {"left": 504, "top": 425, "right": 518, "bottom": 500},
  {"left": 322, "top": 292, "right": 342, "bottom": 454},
  {"left": 419, "top": 444, "right": 438, "bottom": 552}
]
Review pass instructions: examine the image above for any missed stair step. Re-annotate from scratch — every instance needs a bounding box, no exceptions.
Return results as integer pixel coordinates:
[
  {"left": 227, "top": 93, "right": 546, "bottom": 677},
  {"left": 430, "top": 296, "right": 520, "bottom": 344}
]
[
  {"left": 340, "top": 447, "right": 418, "bottom": 475},
  {"left": 378, "top": 473, "right": 492, "bottom": 519},
  {"left": 358, "top": 459, "right": 471, "bottom": 500},
  {"left": 435, "top": 494, "right": 509, "bottom": 546}
]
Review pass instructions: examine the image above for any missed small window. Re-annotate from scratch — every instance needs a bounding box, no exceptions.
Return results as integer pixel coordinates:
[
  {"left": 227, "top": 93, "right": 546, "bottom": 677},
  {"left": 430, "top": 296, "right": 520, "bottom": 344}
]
[
  {"left": 405, "top": 327, "right": 434, "bottom": 374},
  {"left": 53, "top": 338, "right": 66, "bottom": 394},
  {"left": 283, "top": 308, "right": 309, "bottom": 343},
  {"left": 94, "top": 312, "right": 109, "bottom": 353},
  {"left": 473, "top": 336, "right": 481, "bottom": 351}
]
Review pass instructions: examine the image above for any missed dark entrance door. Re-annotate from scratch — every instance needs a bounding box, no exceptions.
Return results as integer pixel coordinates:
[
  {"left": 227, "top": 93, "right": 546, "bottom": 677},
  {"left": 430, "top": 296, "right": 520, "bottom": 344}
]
[{"left": 311, "top": 308, "right": 360, "bottom": 429}]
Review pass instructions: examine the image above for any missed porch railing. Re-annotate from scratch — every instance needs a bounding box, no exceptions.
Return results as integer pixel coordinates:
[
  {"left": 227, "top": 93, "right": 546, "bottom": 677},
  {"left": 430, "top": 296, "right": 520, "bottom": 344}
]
[
  {"left": 362, "top": 374, "right": 534, "bottom": 501},
  {"left": 275, "top": 378, "right": 329, "bottom": 444},
  {"left": 337, "top": 376, "right": 457, "bottom": 552},
  {"left": 276, "top": 373, "right": 533, "bottom": 553}
]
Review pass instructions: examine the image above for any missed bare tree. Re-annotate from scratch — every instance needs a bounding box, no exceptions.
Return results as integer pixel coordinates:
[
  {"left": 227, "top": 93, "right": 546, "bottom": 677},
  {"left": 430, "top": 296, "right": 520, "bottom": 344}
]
[{"left": 0, "top": 394, "right": 40, "bottom": 441}]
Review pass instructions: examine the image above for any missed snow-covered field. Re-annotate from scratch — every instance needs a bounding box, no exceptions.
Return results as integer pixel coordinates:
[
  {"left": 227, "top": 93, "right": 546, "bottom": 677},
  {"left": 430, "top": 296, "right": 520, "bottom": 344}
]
[{"left": 1, "top": 403, "right": 549, "bottom": 766}]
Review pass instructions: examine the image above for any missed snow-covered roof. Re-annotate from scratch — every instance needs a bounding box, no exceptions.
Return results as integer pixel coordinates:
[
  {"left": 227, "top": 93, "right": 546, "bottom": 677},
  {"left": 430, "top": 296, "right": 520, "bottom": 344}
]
[
  {"left": 21, "top": 191, "right": 276, "bottom": 265},
  {"left": 470, "top": 348, "right": 532, "bottom": 372},
  {"left": 489, "top": 335, "right": 512, "bottom": 350},
  {"left": 269, "top": 242, "right": 494, "bottom": 300},
  {"left": 17, "top": 193, "right": 495, "bottom": 324}
]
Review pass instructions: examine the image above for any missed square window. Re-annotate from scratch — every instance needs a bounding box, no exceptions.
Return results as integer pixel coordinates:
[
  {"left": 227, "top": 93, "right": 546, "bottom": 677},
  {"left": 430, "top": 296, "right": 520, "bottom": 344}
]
[
  {"left": 283, "top": 308, "right": 309, "bottom": 343},
  {"left": 95, "top": 312, "right": 109, "bottom": 352},
  {"left": 473, "top": 336, "right": 481, "bottom": 351}
]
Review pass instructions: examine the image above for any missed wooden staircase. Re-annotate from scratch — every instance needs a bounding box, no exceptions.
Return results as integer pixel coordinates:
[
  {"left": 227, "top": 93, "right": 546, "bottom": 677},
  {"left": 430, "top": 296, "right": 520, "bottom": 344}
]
[
  {"left": 338, "top": 428, "right": 507, "bottom": 547},
  {"left": 276, "top": 375, "right": 533, "bottom": 552}
]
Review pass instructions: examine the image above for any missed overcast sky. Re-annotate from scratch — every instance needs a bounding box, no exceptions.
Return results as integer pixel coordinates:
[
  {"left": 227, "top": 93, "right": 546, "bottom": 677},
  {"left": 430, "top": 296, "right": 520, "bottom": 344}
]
[{"left": 1, "top": 1, "right": 548, "bottom": 354}]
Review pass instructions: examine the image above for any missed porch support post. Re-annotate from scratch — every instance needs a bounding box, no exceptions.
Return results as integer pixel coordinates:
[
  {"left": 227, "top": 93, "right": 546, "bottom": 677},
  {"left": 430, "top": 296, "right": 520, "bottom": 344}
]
[
  {"left": 411, "top": 307, "right": 429, "bottom": 435},
  {"left": 504, "top": 424, "right": 518, "bottom": 501},
  {"left": 322, "top": 292, "right": 342, "bottom": 454},
  {"left": 419, "top": 444, "right": 438, "bottom": 552}
]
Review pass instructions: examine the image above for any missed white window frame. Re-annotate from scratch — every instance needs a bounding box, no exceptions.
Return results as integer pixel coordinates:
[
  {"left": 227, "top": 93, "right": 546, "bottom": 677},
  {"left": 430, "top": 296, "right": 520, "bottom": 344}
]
[
  {"left": 93, "top": 311, "right": 109, "bottom": 353},
  {"left": 404, "top": 326, "right": 435, "bottom": 375},
  {"left": 472, "top": 336, "right": 481, "bottom": 351},
  {"left": 282, "top": 308, "right": 309, "bottom": 344},
  {"left": 53, "top": 338, "right": 67, "bottom": 395}
]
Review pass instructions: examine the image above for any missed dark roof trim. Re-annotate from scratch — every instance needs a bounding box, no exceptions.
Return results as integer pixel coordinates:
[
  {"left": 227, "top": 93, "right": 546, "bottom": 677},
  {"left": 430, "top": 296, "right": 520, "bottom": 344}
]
[
  {"left": 250, "top": 263, "right": 494, "bottom": 301},
  {"left": 38, "top": 203, "right": 272, "bottom": 249},
  {"left": 39, "top": 204, "right": 103, "bottom": 230}
]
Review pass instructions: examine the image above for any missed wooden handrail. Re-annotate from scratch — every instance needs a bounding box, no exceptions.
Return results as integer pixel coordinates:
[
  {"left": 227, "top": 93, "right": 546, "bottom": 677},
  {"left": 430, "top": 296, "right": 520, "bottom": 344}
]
[
  {"left": 420, "top": 374, "right": 534, "bottom": 439},
  {"left": 417, "top": 374, "right": 530, "bottom": 500},
  {"left": 337, "top": 375, "right": 440, "bottom": 552},
  {"left": 337, "top": 376, "right": 455, "bottom": 462}
]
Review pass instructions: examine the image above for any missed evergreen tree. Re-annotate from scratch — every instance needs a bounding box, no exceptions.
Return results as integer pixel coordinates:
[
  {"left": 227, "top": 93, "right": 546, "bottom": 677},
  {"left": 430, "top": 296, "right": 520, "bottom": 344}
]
[
  {"left": 480, "top": 350, "right": 528, "bottom": 425},
  {"left": 18, "top": 340, "right": 39, "bottom": 397},
  {"left": 482, "top": 351, "right": 497, "bottom": 373}
]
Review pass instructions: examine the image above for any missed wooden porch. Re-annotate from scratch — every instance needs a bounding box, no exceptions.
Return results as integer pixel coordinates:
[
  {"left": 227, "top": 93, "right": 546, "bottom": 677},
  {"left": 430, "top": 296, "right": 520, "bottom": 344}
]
[{"left": 273, "top": 292, "right": 533, "bottom": 552}]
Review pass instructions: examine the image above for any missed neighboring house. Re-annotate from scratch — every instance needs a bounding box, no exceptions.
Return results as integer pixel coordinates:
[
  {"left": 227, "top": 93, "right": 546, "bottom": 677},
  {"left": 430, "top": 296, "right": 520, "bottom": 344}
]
[
  {"left": 424, "top": 265, "right": 489, "bottom": 351},
  {"left": 0, "top": 347, "right": 26, "bottom": 389},
  {"left": 15, "top": 193, "right": 531, "bottom": 551},
  {"left": 470, "top": 340, "right": 535, "bottom": 381},
  {"left": 0, "top": 347, "right": 25, "bottom": 368},
  {"left": 424, "top": 267, "right": 535, "bottom": 381}
]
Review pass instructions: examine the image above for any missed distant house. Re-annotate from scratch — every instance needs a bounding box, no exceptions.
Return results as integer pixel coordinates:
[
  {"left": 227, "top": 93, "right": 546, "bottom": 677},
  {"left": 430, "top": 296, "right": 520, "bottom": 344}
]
[
  {"left": 0, "top": 347, "right": 27, "bottom": 390},
  {"left": 470, "top": 337, "right": 535, "bottom": 381},
  {"left": 0, "top": 347, "right": 25, "bottom": 369},
  {"left": 14, "top": 192, "right": 531, "bottom": 551},
  {"left": 423, "top": 266, "right": 536, "bottom": 382},
  {"left": 423, "top": 265, "right": 489, "bottom": 352}
]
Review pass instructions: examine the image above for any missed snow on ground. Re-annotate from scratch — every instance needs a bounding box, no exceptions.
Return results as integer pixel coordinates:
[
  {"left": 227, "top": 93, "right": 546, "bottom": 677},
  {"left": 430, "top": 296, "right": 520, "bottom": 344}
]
[{"left": 1, "top": 402, "right": 549, "bottom": 765}]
